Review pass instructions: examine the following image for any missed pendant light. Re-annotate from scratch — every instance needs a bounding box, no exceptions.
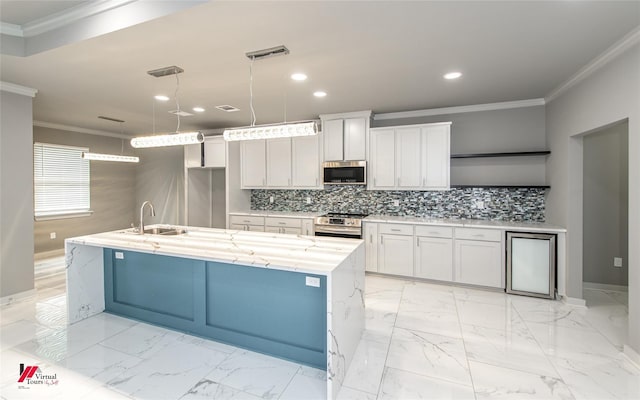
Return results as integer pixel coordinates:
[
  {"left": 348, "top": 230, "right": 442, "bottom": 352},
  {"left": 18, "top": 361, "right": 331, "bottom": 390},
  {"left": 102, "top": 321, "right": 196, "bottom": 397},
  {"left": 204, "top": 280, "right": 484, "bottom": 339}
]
[
  {"left": 131, "top": 66, "right": 204, "bottom": 148},
  {"left": 223, "top": 46, "right": 319, "bottom": 141},
  {"left": 83, "top": 120, "right": 140, "bottom": 163}
]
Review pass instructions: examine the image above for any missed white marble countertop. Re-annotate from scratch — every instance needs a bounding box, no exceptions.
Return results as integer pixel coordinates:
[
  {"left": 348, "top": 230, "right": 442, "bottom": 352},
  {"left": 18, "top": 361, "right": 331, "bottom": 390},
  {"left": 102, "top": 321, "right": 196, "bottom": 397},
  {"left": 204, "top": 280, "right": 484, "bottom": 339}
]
[
  {"left": 66, "top": 224, "right": 363, "bottom": 275},
  {"left": 229, "top": 210, "right": 323, "bottom": 218},
  {"left": 364, "top": 215, "right": 566, "bottom": 233}
]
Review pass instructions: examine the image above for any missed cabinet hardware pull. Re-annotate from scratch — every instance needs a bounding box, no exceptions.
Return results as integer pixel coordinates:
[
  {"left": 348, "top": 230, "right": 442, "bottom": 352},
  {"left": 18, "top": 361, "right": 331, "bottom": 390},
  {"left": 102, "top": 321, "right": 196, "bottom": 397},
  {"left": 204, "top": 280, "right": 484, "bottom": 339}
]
[
  {"left": 381, "top": 236, "right": 384, "bottom": 245},
  {"left": 278, "top": 222, "right": 286, "bottom": 225},
  {"left": 374, "top": 178, "right": 377, "bottom": 186},
  {"left": 370, "top": 234, "right": 373, "bottom": 244},
  {"left": 315, "top": 178, "right": 318, "bottom": 186},
  {"left": 472, "top": 234, "right": 484, "bottom": 237},
  {"left": 391, "top": 229, "right": 401, "bottom": 232},
  {"left": 429, "top": 231, "right": 439, "bottom": 235},
  {"left": 397, "top": 178, "right": 400, "bottom": 186},
  {"left": 416, "top": 237, "right": 420, "bottom": 247}
]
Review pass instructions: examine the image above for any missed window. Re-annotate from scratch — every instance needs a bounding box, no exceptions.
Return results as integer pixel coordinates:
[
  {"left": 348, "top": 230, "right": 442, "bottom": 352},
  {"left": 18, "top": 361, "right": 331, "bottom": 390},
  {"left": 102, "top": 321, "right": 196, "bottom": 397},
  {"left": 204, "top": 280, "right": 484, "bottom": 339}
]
[{"left": 34, "top": 143, "right": 91, "bottom": 220}]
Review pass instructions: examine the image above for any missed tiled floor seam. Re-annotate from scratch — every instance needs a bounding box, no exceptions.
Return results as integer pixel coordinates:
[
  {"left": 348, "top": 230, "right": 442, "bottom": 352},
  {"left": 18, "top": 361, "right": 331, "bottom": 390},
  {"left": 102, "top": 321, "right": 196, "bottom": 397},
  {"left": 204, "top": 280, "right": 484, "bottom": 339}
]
[{"left": 452, "top": 290, "right": 479, "bottom": 400}]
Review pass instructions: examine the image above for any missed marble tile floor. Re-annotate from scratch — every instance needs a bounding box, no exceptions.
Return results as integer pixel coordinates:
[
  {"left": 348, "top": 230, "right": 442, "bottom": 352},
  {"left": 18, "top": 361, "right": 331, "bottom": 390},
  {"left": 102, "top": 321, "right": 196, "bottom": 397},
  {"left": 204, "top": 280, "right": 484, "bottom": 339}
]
[{"left": 1, "top": 263, "right": 638, "bottom": 400}]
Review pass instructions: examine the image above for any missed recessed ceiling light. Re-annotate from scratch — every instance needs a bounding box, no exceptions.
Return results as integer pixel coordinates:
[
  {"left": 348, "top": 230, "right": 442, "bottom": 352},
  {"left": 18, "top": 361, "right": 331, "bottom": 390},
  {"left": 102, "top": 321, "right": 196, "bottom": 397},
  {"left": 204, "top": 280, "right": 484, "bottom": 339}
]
[
  {"left": 193, "top": 107, "right": 205, "bottom": 113},
  {"left": 154, "top": 95, "right": 170, "bottom": 101},
  {"left": 313, "top": 91, "right": 327, "bottom": 98},
  {"left": 444, "top": 72, "right": 462, "bottom": 80},
  {"left": 291, "top": 73, "right": 307, "bottom": 81}
]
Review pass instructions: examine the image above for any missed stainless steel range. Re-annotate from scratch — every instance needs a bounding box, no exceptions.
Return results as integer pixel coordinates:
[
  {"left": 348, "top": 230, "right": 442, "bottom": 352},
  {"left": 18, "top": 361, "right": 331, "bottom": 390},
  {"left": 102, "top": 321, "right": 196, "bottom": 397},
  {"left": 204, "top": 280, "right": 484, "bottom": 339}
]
[{"left": 314, "top": 212, "right": 368, "bottom": 239}]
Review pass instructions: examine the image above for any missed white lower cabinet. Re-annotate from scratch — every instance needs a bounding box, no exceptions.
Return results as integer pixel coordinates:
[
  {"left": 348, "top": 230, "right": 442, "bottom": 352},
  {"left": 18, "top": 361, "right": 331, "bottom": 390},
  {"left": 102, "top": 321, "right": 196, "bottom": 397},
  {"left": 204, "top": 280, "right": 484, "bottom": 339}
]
[
  {"left": 364, "top": 223, "right": 378, "bottom": 272},
  {"left": 378, "top": 224, "right": 414, "bottom": 276},
  {"left": 454, "top": 228, "right": 503, "bottom": 288},
  {"left": 415, "top": 236, "right": 453, "bottom": 282},
  {"left": 229, "top": 214, "right": 314, "bottom": 236}
]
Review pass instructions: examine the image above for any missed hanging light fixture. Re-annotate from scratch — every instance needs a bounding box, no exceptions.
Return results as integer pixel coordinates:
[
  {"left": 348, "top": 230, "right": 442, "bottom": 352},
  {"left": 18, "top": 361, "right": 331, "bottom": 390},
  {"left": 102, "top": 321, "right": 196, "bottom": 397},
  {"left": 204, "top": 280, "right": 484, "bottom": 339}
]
[
  {"left": 131, "top": 66, "right": 204, "bottom": 148},
  {"left": 83, "top": 119, "right": 140, "bottom": 163},
  {"left": 223, "top": 45, "right": 319, "bottom": 142}
]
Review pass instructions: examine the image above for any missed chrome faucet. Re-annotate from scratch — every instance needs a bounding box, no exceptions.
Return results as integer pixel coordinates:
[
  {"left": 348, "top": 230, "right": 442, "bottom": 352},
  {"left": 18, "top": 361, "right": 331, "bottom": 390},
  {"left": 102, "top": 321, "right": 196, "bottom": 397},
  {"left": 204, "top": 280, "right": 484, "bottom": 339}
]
[{"left": 139, "top": 201, "right": 156, "bottom": 234}]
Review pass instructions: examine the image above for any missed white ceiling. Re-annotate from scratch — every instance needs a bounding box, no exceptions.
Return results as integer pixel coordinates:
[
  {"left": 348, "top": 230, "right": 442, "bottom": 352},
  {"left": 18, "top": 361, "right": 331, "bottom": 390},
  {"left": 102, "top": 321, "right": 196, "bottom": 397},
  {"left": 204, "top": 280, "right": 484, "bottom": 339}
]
[{"left": 1, "top": 1, "right": 639, "bottom": 136}]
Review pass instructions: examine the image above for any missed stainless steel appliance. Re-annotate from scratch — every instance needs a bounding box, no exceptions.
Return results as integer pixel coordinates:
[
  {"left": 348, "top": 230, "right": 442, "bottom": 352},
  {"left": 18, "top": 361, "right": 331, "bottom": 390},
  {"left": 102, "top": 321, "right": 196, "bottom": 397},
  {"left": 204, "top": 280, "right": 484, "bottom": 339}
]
[
  {"left": 314, "top": 212, "right": 367, "bottom": 239},
  {"left": 506, "top": 231, "right": 557, "bottom": 299},
  {"left": 322, "top": 161, "right": 366, "bottom": 185}
]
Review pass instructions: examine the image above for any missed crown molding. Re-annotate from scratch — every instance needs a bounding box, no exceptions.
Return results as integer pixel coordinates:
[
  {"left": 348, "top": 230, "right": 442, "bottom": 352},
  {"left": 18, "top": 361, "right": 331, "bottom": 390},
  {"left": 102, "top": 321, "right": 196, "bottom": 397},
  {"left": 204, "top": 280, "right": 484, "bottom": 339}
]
[
  {"left": 0, "top": 81, "right": 37, "bottom": 97},
  {"left": 1, "top": 0, "right": 136, "bottom": 38},
  {"left": 0, "top": 22, "right": 24, "bottom": 37},
  {"left": 373, "top": 98, "right": 545, "bottom": 121},
  {"left": 546, "top": 26, "right": 640, "bottom": 103},
  {"left": 34, "top": 121, "right": 129, "bottom": 139}
]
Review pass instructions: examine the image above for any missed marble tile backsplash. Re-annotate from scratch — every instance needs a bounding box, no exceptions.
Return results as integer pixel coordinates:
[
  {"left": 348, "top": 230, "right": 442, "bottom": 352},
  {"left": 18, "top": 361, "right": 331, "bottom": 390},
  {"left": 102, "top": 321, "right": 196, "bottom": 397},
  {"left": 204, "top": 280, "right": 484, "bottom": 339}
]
[{"left": 251, "top": 186, "right": 546, "bottom": 222}]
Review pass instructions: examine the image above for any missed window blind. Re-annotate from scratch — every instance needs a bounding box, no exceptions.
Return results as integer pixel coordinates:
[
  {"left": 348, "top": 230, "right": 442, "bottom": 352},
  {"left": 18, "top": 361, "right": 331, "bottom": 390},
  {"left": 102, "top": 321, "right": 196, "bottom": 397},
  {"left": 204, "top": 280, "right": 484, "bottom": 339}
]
[{"left": 34, "top": 143, "right": 90, "bottom": 217}]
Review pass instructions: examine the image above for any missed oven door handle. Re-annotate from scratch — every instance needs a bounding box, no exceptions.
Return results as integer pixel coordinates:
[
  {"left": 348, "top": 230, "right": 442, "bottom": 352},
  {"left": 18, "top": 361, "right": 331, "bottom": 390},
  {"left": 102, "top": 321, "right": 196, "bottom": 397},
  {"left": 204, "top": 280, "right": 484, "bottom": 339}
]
[{"left": 314, "top": 225, "right": 361, "bottom": 235}]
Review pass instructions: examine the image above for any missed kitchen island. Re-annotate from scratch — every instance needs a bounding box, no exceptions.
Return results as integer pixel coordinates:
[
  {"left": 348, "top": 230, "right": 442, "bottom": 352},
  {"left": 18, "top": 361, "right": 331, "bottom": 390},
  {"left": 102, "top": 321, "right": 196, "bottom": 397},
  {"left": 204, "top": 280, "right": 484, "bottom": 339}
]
[{"left": 65, "top": 225, "right": 365, "bottom": 399}]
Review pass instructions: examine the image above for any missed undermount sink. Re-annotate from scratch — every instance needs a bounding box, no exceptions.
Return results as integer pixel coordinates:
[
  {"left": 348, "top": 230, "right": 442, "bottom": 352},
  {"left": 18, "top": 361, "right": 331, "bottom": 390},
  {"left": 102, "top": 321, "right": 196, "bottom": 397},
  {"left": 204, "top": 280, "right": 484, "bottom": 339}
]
[{"left": 133, "top": 227, "right": 187, "bottom": 235}]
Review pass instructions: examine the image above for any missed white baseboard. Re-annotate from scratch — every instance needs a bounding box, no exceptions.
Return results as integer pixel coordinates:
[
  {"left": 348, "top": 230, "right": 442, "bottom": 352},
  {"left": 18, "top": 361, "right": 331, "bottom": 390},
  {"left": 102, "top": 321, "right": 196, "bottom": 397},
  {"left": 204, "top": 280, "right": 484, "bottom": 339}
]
[
  {"left": 583, "top": 282, "right": 628, "bottom": 292},
  {"left": 561, "top": 295, "right": 587, "bottom": 308},
  {"left": 0, "top": 289, "right": 37, "bottom": 306},
  {"left": 34, "top": 249, "right": 65, "bottom": 261},
  {"left": 623, "top": 345, "right": 640, "bottom": 370}
]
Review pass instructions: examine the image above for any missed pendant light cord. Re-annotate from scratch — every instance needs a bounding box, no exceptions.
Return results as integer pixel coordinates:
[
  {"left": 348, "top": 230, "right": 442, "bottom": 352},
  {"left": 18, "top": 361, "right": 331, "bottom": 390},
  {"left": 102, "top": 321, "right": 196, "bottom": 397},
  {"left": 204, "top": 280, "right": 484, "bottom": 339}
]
[
  {"left": 249, "top": 57, "right": 256, "bottom": 127},
  {"left": 174, "top": 72, "right": 181, "bottom": 133}
]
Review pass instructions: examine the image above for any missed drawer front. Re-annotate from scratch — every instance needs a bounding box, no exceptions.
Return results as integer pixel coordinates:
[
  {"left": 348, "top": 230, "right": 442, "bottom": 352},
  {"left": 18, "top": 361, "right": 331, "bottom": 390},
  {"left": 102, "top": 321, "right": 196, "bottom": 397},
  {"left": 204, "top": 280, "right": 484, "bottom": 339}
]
[
  {"left": 265, "top": 217, "right": 302, "bottom": 228},
  {"left": 415, "top": 225, "right": 453, "bottom": 238},
  {"left": 229, "top": 215, "right": 265, "bottom": 226},
  {"left": 454, "top": 228, "right": 502, "bottom": 242},
  {"left": 379, "top": 223, "right": 413, "bottom": 236}
]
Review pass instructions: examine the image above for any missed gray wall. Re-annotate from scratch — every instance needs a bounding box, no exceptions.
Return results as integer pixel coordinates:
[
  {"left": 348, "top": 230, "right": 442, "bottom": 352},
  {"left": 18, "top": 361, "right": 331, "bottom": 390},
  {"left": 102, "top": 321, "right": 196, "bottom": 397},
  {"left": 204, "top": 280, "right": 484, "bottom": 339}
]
[
  {"left": 0, "top": 90, "right": 35, "bottom": 298},
  {"left": 546, "top": 42, "right": 639, "bottom": 354},
  {"left": 583, "top": 122, "right": 629, "bottom": 286},
  {"left": 135, "top": 146, "right": 185, "bottom": 226},
  {"left": 33, "top": 127, "right": 137, "bottom": 254},
  {"left": 374, "top": 106, "right": 547, "bottom": 186}
]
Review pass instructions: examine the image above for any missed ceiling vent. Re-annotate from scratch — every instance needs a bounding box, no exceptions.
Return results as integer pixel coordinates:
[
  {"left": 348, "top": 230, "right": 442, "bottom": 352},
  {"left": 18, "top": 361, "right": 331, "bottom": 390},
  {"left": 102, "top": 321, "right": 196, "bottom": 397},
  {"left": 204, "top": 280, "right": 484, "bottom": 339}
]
[
  {"left": 215, "top": 105, "right": 240, "bottom": 112},
  {"left": 147, "top": 66, "right": 184, "bottom": 78},
  {"left": 169, "top": 110, "right": 193, "bottom": 117},
  {"left": 245, "top": 45, "right": 289, "bottom": 61}
]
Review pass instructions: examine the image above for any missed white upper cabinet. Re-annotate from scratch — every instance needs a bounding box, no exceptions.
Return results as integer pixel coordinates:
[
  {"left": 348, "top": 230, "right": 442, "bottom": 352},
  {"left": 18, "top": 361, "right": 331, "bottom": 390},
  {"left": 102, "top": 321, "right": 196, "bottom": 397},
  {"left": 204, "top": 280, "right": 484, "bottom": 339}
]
[
  {"left": 320, "top": 111, "right": 372, "bottom": 162},
  {"left": 203, "top": 136, "right": 226, "bottom": 168},
  {"left": 184, "top": 144, "right": 202, "bottom": 168},
  {"left": 240, "top": 139, "right": 266, "bottom": 188},
  {"left": 396, "top": 127, "right": 422, "bottom": 188},
  {"left": 422, "top": 125, "right": 450, "bottom": 189},
  {"left": 240, "top": 134, "right": 321, "bottom": 190},
  {"left": 323, "top": 119, "right": 344, "bottom": 161},
  {"left": 292, "top": 135, "right": 321, "bottom": 188},
  {"left": 343, "top": 117, "right": 367, "bottom": 160},
  {"left": 370, "top": 129, "right": 395, "bottom": 188},
  {"left": 369, "top": 122, "right": 451, "bottom": 190},
  {"left": 266, "top": 138, "right": 292, "bottom": 187}
]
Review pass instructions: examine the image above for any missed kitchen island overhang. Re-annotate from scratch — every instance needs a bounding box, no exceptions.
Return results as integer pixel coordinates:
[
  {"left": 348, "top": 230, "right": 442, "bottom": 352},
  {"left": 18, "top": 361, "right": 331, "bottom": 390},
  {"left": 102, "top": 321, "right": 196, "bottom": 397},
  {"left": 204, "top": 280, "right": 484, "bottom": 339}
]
[{"left": 65, "top": 225, "right": 365, "bottom": 400}]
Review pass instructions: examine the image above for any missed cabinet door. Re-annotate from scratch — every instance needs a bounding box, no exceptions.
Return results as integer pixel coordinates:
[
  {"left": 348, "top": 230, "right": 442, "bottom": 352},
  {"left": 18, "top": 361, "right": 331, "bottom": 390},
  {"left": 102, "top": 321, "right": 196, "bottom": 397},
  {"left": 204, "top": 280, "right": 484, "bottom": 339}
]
[
  {"left": 241, "top": 140, "right": 266, "bottom": 188},
  {"left": 204, "top": 136, "right": 225, "bottom": 168},
  {"left": 184, "top": 144, "right": 202, "bottom": 168},
  {"left": 379, "top": 234, "right": 414, "bottom": 276},
  {"left": 364, "top": 223, "right": 378, "bottom": 272},
  {"left": 415, "top": 236, "right": 453, "bottom": 281},
  {"left": 344, "top": 117, "right": 366, "bottom": 160},
  {"left": 369, "top": 129, "right": 396, "bottom": 189},
  {"left": 323, "top": 119, "right": 344, "bottom": 161},
  {"left": 454, "top": 240, "right": 502, "bottom": 288},
  {"left": 301, "top": 219, "right": 314, "bottom": 236},
  {"left": 266, "top": 138, "right": 292, "bottom": 187},
  {"left": 422, "top": 125, "right": 450, "bottom": 189},
  {"left": 396, "top": 127, "right": 422, "bottom": 188},
  {"left": 292, "top": 135, "right": 320, "bottom": 188}
]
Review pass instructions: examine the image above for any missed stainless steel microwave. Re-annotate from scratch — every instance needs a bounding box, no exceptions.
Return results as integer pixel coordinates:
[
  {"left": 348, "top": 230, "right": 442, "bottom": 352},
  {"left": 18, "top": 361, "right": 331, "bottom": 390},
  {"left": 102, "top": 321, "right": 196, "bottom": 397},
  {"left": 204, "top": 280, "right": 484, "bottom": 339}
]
[{"left": 323, "top": 161, "right": 366, "bottom": 185}]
